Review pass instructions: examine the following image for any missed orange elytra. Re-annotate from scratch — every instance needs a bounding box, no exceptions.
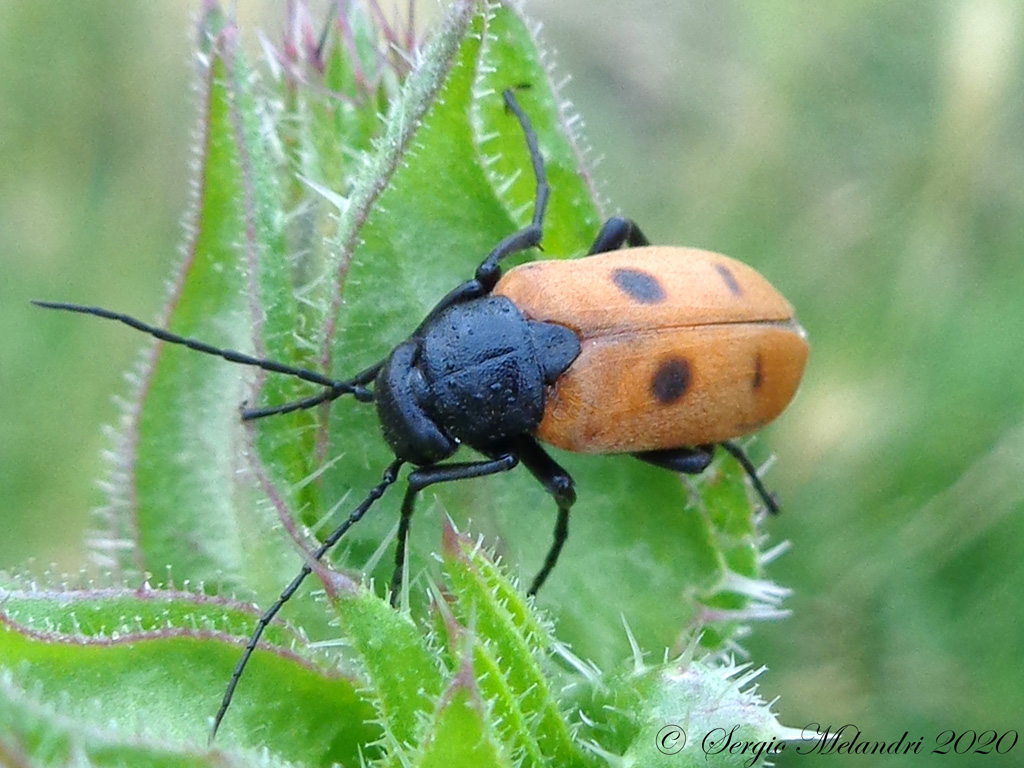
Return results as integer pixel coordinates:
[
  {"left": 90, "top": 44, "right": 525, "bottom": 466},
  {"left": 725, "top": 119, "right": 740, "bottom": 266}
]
[{"left": 494, "top": 246, "right": 808, "bottom": 454}]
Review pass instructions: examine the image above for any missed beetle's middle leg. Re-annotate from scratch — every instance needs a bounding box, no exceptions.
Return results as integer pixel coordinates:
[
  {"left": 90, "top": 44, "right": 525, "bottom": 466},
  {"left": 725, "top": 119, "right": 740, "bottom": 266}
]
[{"left": 587, "top": 216, "right": 651, "bottom": 254}]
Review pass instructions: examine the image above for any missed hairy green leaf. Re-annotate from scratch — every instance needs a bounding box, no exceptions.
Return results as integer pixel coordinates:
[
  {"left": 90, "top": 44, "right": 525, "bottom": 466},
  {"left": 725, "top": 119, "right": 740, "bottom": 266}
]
[{"left": 9, "top": 1, "right": 794, "bottom": 765}]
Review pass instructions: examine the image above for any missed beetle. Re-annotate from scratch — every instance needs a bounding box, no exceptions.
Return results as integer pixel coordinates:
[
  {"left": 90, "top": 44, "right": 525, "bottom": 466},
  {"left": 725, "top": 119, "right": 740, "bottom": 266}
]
[{"left": 34, "top": 88, "right": 808, "bottom": 736}]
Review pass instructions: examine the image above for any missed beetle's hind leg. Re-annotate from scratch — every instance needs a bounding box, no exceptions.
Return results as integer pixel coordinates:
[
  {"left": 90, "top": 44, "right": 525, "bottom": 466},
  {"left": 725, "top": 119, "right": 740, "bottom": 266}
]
[
  {"left": 720, "top": 441, "right": 780, "bottom": 514},
  {"left": 633, "top": 445, "right": 714, "bottom": 474},
  {"left": 587, "top": 216, "right": 651, "bottom": 254},
  {"left": 635, "top": 443, "right": 780, "bottom": 515}
]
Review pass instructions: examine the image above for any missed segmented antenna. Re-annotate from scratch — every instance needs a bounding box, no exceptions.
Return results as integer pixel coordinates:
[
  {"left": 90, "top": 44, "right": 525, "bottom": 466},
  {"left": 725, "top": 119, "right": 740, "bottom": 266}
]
[{"left": 31, "top": 300, "right": 374, "bottom": 407}]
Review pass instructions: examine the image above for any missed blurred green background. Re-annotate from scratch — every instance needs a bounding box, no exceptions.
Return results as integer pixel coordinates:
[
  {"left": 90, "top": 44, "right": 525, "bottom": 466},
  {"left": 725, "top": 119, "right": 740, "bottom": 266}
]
[{"left": 3, "top": 1, "right": 1023, "bottom": 765}]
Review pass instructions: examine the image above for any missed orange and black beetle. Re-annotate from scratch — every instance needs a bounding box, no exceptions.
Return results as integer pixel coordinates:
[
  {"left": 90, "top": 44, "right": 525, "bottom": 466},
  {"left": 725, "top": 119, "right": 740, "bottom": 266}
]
[{"left": 35, "top": 89, "right": 807, "bottom": 734}]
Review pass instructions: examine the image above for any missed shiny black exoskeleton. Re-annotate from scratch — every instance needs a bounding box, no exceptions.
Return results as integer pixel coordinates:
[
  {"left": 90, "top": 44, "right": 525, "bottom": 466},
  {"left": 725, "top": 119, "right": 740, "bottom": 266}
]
[{"left": 376, "top": 296, "right": 580, "bottom": 465}]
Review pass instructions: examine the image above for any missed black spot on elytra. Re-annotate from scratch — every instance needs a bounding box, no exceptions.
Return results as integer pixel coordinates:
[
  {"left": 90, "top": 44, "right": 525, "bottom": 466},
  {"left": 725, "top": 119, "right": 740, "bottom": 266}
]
[
  {"left": 752, "top": 352, "right": 764, "bottom": 390},
  {"left": 611, "top": 267, "right": 666, "bottom": 304},
  {"left": 714, "top": 263, "right": 742, "bottom": 296},
  {"left": 651, "top": 357, "right": 691, "bottom": 404}
]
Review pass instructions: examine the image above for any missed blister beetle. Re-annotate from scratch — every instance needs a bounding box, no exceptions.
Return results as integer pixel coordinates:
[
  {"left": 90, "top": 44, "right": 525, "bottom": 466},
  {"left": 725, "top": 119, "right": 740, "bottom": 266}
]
[{"left": 35, "top": 88, "right": 808, "bottom": 737}]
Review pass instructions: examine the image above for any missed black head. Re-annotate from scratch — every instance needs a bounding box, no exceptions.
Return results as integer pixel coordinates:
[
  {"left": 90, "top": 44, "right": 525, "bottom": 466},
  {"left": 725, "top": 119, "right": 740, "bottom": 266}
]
[
  {"left": 374, "top": 340, "right": 459, "bottom": 465},
  {"left": 374, "top": 296, "right": 580, "bottom": 466}
]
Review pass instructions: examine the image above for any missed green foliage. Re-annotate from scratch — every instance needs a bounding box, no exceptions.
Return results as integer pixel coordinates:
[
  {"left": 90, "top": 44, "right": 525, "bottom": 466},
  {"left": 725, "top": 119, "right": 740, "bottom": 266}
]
[{"left": 1, "top": 2, "right": 792, "bottom": 765}]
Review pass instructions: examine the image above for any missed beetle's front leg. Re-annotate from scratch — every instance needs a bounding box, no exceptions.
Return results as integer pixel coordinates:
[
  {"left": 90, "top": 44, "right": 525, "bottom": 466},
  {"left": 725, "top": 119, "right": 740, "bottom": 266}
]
[
  {"left": 389, "top": 454, "right": 519, "bottom": 605},
  {"left": 512, "top": 436, "right": 577, "bottom": 595},
  {"left": 414, "top": 88, "right": 552, "bottom": 331},
  {"left": 474, "top": 89, "right": 550, "bottom": 291}
]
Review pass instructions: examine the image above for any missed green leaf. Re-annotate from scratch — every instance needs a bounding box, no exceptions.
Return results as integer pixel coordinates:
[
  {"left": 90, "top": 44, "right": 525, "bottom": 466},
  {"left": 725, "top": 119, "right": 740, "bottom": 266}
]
[
  {"left": 0, "top": 580, "right": 377, "bottom": 766},
  {"left": 581, "top": 654, "right": 797, "bottom": 768},
  {"left": 107, "top": 6, "right": 303, "bottom": 603},
  {"left": 12, "top": 1, "right": 795, "bottom": 765},
  {"left": 415, "top": 666, "right": 509, "bottom": 768},
  {"left": 0, "top": 673, "right": 278, "bottom": 768},
  {"left": 440, "top": 522, "right": 592, "bottom": 767},
  {"left": 326, "top": 578, "right": 444, "bottom": 752}
]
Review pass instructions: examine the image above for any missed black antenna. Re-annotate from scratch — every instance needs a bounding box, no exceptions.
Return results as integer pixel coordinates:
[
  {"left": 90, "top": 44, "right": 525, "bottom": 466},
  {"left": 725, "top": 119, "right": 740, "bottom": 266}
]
[
  {"left": 210, "top": 457, "right": 405, "bottom": 741},
  {"left": 31, "top": 300, "right": 374, "bottom": 404}
]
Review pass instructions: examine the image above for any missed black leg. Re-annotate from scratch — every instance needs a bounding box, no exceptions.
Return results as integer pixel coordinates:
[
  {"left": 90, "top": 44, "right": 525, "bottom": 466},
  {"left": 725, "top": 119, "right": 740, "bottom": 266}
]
[
  {"left": 473, "top": 88, "right": 550, "bottom": 291},
  {"left": 512, "top": 436, "right": 577, "bottom": 595},
  {"left": 211, "top": 458, "right": 404, "bottom": 742},
  {"left": 587, "top": 216, "right": 650, "bottom": 254},
  {"left": 635, "top": 442, "right": 780, "bottom": 514},
  {"left": 633, "top": 445, "right": 714, "bottom": 474},
  {"left": 720, "top": 441, "right": 780, "bottom": 515},
  {"left": 401, "top": 88, "right": 552, "bottom": 338},
  {"left": 240, "top": 360, "right": 384, "bottom": 420},
  {"left": 408, "top": 279, "right": 491, "bottom": 338},
  {"left": 388, "top": 454, "right": 519, "bottom": 605}
]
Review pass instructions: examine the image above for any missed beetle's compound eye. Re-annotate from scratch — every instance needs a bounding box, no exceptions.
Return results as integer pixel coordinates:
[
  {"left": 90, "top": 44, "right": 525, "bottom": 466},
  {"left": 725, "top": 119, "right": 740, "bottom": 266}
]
[{"left": 375, "top": 341, "right": 456, "bottom": 465}]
